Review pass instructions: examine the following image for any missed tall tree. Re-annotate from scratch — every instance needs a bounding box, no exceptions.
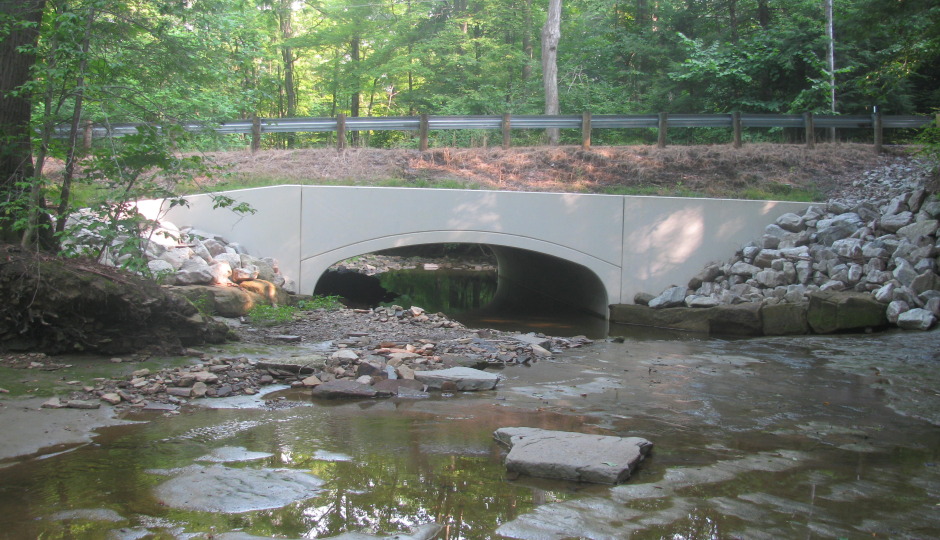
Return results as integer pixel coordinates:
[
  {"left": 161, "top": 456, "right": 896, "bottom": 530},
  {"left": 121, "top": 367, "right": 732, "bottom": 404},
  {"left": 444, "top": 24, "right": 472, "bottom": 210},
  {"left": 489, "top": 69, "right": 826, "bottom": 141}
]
[
  {"left": 0, "top": 0, "right": 46, "bottom": 241},
  {"left": 542, "top": 0, "right": 561, "bottom": 144}
]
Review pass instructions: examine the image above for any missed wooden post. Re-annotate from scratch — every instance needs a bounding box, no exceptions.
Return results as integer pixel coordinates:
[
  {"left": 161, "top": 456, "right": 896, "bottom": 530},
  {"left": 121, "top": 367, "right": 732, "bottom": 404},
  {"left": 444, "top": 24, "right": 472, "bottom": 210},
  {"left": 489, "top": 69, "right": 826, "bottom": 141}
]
[
  {"left": 82, "top": 119, "right": 93, "bottom": 152},
  {"left": 336, "top": 113, "right": 346, "bottom": 152},
  {"left": 581, "top": 111, "right": 592, "bottom": 150},
  {"left": 419, "top": 113, "right": 429, "bottom": 151},
  {"left": 502, "top": 113, "right": 511, "bottom": 149},
  {"left": 732, "top": 111, "right": 742, "bottom": 148},
  {"left": 250, "top": 116, "right": 262, "bottom": 153},
  {"left": 873, "top": 110, "right": 883, "bottom": 154},
  {"left": 657, "top": 112, "right": 668, "bottom": 148},
  {"left": 803, "top": 112, "right": 815, "bottom": 149}
]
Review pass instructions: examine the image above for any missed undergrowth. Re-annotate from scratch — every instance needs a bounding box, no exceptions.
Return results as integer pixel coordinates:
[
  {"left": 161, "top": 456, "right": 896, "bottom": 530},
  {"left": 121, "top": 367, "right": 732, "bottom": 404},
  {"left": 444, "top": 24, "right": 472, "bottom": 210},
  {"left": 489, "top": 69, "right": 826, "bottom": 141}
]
[{"left": 246, "top": 294, "right": 344, "bottom": 325}]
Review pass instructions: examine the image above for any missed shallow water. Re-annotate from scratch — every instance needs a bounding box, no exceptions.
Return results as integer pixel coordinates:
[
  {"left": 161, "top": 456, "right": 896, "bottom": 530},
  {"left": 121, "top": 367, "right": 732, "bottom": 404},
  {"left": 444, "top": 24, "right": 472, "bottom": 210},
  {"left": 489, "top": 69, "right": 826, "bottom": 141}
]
[{"left": 0, "top": 329, "right": 938, "bottom": 539}]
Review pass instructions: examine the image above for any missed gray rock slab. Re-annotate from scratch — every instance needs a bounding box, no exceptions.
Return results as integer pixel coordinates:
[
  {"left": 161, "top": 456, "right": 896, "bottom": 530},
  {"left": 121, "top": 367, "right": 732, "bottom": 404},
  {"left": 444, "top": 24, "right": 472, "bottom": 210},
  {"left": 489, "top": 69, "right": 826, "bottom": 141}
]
[
  {"left": 413, "top": 367, "right": 499, "bottom": 391},
  {"left": 494, "top": 427, "right": 653, "bottom": 484},
  {"left": 196, "top": 446, "right": 274, "bottom": 463},
  {"left": 256, "top": 355, "right": 326, "bottom": 374},
  {"left": 310, "top": 379, "right": 379, "bottom": 399},
  {"left": 153, "top": 465, "right": 323, "bottom": 513},
  {"left": 509, "top": 333, "right": 552, "bottom": 349}
]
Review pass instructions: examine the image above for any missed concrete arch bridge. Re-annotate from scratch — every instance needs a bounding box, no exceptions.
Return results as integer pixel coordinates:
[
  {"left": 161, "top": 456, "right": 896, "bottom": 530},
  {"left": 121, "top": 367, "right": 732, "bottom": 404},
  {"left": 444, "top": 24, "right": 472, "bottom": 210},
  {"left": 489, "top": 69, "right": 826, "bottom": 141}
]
[{"left": 143, "top": 186, "right": 810, "bottom": 318}]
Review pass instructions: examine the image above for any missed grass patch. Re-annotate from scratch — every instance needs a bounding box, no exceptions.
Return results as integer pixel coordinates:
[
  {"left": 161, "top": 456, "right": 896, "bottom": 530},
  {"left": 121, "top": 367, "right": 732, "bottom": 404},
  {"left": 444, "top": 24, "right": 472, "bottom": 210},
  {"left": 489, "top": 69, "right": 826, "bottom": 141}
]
[
  {"left": 735, "top": 184, "right": 823, "bottom": 202},
  {"left": 246, "top": 304, "right": 297, "bottom": 326},
  {"left": 296, "top": 295, "right": 344, "bottom": 311},
  {"left": 599, "top": 184, "right": 707, "bottom": 198},
  {"left": 246, "top": 295, "right": 344, "bottom": 325}
]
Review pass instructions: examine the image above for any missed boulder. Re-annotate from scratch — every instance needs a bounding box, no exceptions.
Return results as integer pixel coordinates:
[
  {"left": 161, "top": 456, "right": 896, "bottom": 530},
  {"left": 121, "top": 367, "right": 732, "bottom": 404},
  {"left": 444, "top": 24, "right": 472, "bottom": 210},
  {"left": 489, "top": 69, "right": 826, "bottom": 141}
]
[
  {"left": 648, "top": 286, "right": 688, "bottom": 309},
  {"left": 761, "top": 302, "right": 809, "bottom": 336},
  {"left": 708, "top": 303, "right": 763, "bottom": 336},
  {"left": 816, "top": 220, "right": 859, "bottom": 246},
  {"left": 897, "top": 219, "right": 938, "bottom": 242},
  {"left": 911, "top": 271, "right": 940, "bottom": 296},
  {"left": 153, "top": 465, "right": 323, "bottom": 513},
  {"left": 493, "top": 427, "right": 653, "bottom": 484},
  {"left": 171, "top": 285, "right": 266, "bottom": 317},
  {"left": 609, "top": 304, "right": 714, "bottom": 334},
  {"left": 775, "top": 213, "right": 805, "bottom": 232},
  {"left": 239, "top": 279, "right": 289, "bottom": 306},
  {"left": 886, "top": 300, "right": 910, "bottom": 324},
  {"left": 414, "top": 367, "right": 499, "bottom": 391},
  {"left": 880, "top": 211, "right": 914, "bottom": 233},
  {"left": 310, "top": 380, "right": 378, "bottom": 399},
  {"left": 896, "top": 308, "right": 937, "bottom": 330},
  {"left": 806, "top": 290, "right": 888, "bottom": 334},
  {"left": 174, "top": 258, "right": 214, "bottom": 285}
]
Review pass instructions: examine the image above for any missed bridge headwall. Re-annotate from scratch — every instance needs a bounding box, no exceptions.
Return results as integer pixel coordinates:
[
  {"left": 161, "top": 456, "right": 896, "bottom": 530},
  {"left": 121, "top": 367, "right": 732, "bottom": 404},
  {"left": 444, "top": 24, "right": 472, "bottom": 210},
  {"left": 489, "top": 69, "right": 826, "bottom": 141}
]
[{"left": 143, "top": 186, "right": 811, "bottom": 312}]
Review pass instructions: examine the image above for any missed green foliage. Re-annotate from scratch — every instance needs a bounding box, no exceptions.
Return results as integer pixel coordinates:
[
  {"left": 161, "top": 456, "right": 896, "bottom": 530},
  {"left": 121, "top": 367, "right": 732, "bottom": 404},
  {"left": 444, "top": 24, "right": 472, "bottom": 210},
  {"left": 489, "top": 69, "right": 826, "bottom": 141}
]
[
  {"left": 296, "top": 295, "right": 344, "bottom": 311},
  {"left": 246, "top": 304, "right": 297, "bottom": 326},
  {"left": 188, "top": 293, "right": 214, "bottom": 316},
  {"left": 916, "top": 116, "right": 940, "bottom": 176},
  {"left": 56, "top": 126, "right": 208, "bottom": 273},
  {"left": 736, "top": 185, "right": 823, "bottom": 202}
]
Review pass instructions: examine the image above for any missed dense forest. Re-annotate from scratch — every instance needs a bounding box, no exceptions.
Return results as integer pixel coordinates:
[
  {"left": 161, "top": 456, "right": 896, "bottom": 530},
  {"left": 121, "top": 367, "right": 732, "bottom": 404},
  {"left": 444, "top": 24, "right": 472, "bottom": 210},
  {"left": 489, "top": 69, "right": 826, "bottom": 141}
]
[
  {"left": 4, "top": 0, "right": 940, "bottom": 131},
  {"left": 1, "top": 0, "right": 939, "bottom": 249}
]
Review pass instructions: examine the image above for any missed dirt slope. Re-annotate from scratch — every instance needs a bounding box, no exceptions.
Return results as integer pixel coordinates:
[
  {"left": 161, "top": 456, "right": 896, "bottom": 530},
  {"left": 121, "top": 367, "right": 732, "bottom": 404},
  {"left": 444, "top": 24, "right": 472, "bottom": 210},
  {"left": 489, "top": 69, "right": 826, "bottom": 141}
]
[{"left": 198, "top": 143, "right": 924, "bottom": 200}]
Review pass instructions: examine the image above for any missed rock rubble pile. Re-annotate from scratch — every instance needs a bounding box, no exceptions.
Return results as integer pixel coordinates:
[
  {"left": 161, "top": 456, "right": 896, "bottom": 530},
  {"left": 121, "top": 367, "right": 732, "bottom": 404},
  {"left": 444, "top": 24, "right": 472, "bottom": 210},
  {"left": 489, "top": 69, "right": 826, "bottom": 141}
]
[
  {"left": 64, "top": 211, "right": 296, "bottom": 292},
  {"left": 640, "top": 160, "right": 940, "bottom": 331},
  {"left": 27, "top": 306, "right": 590, "bottom": 410}
]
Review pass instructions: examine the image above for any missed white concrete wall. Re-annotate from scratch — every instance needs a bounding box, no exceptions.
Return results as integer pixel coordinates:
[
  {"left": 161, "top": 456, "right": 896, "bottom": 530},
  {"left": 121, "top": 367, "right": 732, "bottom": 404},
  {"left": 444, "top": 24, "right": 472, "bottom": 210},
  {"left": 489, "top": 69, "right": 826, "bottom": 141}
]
[
  {"left": 142, "top": 186, "right": 812, "bottom": 308},
  {"left": 619, "top": 196, "right": 812, "bottom": 303}
]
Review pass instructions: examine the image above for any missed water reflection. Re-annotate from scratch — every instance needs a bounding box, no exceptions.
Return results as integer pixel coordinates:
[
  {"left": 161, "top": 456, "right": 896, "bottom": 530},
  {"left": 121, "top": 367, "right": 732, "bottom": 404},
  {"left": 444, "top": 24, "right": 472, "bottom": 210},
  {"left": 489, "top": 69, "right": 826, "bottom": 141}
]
[{"left": 1, "top": 329, "right": 938, "bottom": 538}]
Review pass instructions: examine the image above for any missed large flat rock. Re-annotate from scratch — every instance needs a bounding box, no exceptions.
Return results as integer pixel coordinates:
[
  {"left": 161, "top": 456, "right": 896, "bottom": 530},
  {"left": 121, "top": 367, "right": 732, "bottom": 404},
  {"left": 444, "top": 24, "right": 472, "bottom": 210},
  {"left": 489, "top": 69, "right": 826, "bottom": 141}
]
[
  {"left": 494, "top": 427, "right": 653, "bottom": 484},
  {"left": 152, "top": 465, "right": 323, "bottom": 513},
  {"left": 414, "top": 367, "right": 499, "bottom": 391}
]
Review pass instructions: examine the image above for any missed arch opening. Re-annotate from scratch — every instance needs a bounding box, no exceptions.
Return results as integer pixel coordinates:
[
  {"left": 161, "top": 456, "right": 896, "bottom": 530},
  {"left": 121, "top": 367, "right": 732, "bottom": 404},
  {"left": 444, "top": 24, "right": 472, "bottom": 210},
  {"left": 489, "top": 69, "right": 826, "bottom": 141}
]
[{"left": 311, "top": 242, "right": 609, "bottom": 337}]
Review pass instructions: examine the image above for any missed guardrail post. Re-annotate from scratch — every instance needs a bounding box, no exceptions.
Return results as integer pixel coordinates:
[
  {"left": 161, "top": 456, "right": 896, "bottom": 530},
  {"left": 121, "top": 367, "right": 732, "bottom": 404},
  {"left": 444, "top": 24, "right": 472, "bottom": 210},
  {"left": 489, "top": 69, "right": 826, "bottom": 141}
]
[
  {"left": 803, "top": 112, "right": 815, "bottom": 149},
  {"left": 732, "top": 112, "right": 742, "bottom": 148},
  {"left": 873, "top": 110, "right": 883, "bottom": 154},
  {"left": 502, "top": 113, "right": 511, "bottom": 149},
  {"left": 419, "top": 114, "right": 429, "bottom": 151},
  {"left": 251, "top": 116, "right": 261, "bottom": 153},
  {"left": 581, "top": 111, "right": 592, "bottom": 150},
  {"left": 336, "top": 113, "right": 346, "bottom": 152},
  {"left": 657, "top": 113, "right": 667, "bottom": 148}
]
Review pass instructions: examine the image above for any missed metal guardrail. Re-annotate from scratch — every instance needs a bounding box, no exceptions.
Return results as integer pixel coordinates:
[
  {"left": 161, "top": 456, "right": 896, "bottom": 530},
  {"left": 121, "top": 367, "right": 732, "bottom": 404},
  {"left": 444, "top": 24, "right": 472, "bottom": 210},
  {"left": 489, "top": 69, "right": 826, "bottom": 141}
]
[{"left": 59, "top": 112, "right": 935, "bottom": 153}]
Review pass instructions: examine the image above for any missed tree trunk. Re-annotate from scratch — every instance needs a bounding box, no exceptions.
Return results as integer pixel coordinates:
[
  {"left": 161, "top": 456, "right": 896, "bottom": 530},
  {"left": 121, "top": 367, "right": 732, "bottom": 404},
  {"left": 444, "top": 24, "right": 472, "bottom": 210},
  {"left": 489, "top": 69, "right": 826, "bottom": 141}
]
[
  {"left": 541, "top": 0, "right": 561, "bottom": 145},
  {"left": 279, "top": 0, "right": 296, "bottom": 147},
  {"left": 56, "top": 4, "right": 95, "bottom": 235},
  {"left": 350, "top": 36, "right": 360, "bottom": 147},
  {"left": 636, "top": 0, "right": 648, "bottom": 28},
  {"left": 758, "top": 0, "right": 770, "bottom": 29},
  {"left": 728, "top": 0, "right": 738, "bottom": 43},
  {"left": 521, "top": 0, "right": 533, "bottom": 81},
  {"left": 0, "top": 0, "right": 46, "bottom": 242}
]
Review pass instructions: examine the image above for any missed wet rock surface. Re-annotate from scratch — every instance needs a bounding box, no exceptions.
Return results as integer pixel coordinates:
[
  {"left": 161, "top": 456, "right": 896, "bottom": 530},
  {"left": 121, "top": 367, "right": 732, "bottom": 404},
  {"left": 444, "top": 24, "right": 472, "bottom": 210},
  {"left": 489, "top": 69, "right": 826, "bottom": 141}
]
[
  {"left": 151, "top": 464, "right": 324, "bottom": 513},
  {"left": 494, "top": 427, "right": 653, "bottom": 484}
]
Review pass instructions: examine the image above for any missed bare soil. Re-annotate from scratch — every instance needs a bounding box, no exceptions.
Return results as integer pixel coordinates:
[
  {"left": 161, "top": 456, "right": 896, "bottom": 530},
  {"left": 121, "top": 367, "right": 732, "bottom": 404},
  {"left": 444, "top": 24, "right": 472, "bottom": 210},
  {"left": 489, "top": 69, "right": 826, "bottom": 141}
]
[{"left": 196, "top": 143, "right": 919, "bottom": 199}]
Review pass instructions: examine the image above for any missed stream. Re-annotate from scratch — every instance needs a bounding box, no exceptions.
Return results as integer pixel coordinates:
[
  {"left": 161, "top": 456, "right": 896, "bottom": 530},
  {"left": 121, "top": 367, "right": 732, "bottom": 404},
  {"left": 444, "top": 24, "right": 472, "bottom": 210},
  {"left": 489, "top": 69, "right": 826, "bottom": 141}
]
[{"left": 0, "top": 326, "right": 938, "bottom": 539}]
